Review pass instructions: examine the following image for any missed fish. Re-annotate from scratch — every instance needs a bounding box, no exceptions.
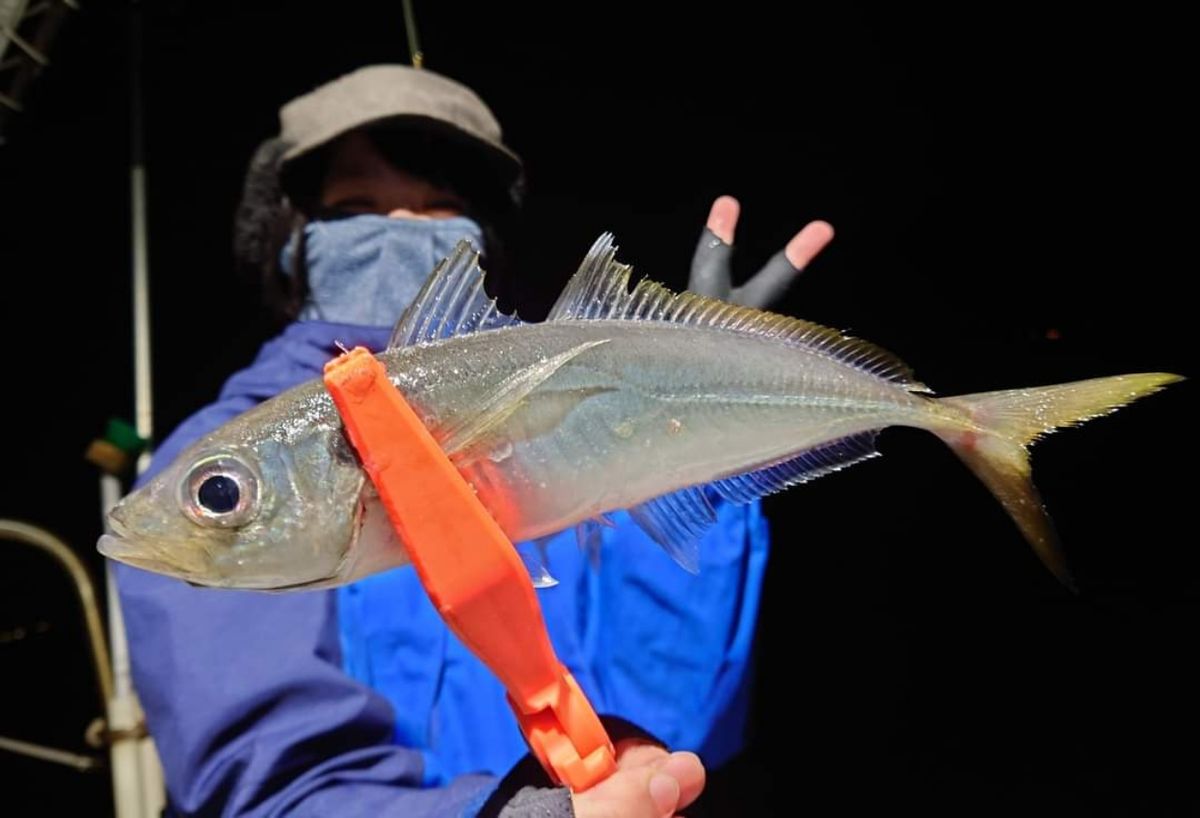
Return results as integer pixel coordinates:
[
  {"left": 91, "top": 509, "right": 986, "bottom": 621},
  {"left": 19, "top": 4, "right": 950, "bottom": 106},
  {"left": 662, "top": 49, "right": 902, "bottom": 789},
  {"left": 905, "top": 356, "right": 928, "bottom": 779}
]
[{"left": 98, "top": 234, "right": 1182, "bottom": 592}]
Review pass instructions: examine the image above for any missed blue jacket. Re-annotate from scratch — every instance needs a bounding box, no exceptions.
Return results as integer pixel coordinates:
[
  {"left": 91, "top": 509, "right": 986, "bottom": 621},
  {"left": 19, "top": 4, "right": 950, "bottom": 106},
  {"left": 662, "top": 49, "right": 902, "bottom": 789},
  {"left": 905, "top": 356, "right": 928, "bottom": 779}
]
[{"left": 115, "top": 320, "right": 769, "bottom": 817}]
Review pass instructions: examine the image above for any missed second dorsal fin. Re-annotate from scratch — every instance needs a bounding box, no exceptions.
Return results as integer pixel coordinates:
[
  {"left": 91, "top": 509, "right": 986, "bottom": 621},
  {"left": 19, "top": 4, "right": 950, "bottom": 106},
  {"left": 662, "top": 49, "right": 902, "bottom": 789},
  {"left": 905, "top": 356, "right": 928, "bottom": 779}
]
[{"left": 546, "top": 233, "right": 930, "bottom": 393}]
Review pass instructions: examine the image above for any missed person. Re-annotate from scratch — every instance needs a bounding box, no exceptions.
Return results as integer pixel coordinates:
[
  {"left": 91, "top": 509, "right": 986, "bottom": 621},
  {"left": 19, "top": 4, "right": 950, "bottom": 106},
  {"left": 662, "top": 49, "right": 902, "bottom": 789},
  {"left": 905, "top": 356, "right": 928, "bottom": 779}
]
[{"left": 114, "top": 64, "right": 833, "bottom": 816}]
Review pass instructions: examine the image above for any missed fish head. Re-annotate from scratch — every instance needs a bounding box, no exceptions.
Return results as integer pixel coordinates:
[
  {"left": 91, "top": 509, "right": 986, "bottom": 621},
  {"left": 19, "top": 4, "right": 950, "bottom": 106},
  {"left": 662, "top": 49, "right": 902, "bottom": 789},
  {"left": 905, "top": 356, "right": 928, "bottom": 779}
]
[{"left": 99, "top": 424, "right": 367, "bottom": 590}]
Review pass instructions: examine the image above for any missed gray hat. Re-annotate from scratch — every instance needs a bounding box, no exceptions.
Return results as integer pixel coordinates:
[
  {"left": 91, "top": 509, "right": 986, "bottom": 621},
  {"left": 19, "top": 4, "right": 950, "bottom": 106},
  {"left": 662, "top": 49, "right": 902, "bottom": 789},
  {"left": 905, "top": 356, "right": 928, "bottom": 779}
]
[{"left": 278, "top": 64, "right": 522, "bottom": 183}]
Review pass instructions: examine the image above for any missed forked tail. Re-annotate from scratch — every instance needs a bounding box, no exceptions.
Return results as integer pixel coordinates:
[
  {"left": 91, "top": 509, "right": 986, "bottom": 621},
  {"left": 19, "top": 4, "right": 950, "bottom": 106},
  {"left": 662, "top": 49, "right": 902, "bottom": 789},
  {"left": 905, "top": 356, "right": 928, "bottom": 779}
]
[{"left": 933, "top": 373, "right": 1183, "bottom": 591}]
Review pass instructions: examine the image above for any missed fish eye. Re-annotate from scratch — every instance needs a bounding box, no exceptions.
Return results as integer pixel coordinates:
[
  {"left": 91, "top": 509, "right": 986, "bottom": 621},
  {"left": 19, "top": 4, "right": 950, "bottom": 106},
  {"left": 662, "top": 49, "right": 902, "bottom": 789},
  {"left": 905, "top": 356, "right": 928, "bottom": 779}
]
[
  {"left": 180, "top": 455, "right": 260, "bottom": 528},
  {"left": 198, "top": 475, "right": 240, "bottom": 513}
]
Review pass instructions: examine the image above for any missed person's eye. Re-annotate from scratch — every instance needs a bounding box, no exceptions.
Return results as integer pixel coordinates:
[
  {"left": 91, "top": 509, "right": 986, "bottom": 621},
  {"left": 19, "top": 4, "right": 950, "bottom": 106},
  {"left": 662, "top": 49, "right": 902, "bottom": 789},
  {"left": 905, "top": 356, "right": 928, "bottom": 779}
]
[
  {"left": 319, "top": 197, "right": 380, "bottom": 218},
  {"left": 427, "top": 198, "right": 466, "bottom": 215}
]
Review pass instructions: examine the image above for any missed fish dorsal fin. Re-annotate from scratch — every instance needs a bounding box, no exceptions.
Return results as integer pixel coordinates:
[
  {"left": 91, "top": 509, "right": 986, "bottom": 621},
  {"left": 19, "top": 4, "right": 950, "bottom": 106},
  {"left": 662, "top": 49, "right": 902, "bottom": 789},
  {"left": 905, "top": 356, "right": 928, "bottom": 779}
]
[
  {"left": 547, "top": 233, "right": 930, "bottom": 393},
  {"left": 388, "top": 239, "right": 522, "bottom": 349},
  {"left": 546, "top": 233, "right": 637, "bottom": 321}
]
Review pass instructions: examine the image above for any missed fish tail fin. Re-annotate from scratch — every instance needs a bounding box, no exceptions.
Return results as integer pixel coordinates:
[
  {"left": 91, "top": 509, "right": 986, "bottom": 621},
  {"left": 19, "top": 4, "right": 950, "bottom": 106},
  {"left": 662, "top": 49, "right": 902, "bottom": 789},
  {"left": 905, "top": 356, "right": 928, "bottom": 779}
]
[{"left": 933, "top": 373, "right": 1183, "bottom": 591}]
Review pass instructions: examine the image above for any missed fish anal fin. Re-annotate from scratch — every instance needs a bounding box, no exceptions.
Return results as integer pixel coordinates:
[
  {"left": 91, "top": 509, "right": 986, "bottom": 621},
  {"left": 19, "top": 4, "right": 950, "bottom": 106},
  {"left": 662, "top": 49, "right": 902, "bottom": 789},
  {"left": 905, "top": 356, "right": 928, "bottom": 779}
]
[
  {"left": 711, "top": 431, "right": 881, "bottom": 504},
  {"left": 628, "top": 486, "right": 716, "bottom": 574}
]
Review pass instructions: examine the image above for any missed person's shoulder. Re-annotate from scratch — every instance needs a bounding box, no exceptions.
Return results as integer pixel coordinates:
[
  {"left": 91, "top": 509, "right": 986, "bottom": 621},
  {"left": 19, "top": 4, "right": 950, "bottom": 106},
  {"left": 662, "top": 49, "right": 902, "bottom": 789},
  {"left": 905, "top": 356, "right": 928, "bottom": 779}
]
[{"left": 217, "top": 321, "right": 393, "bottom": 403}]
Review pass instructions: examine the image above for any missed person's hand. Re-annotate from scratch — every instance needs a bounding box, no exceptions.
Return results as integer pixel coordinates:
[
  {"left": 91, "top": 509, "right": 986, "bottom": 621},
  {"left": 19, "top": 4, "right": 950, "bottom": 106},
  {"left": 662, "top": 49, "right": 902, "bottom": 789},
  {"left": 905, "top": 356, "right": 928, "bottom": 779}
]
[
  {"left": 571, "top": 738, "right": 705, "bottom": 818},
  {"left": 689, "top": 195, "right": 835, "bottom": 309}
]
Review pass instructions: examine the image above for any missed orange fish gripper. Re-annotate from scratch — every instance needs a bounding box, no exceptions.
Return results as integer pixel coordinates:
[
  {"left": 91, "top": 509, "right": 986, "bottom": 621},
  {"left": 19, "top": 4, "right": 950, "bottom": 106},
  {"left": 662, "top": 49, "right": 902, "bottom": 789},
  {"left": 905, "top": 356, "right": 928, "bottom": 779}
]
[{"left": 323, "top": 347, "right": 617, "bottom": 792}]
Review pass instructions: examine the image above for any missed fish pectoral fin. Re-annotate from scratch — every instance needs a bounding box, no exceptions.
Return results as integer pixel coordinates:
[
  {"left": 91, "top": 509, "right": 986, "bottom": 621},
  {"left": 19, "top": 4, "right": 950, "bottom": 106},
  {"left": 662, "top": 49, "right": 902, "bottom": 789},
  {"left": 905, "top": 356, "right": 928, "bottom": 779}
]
[
  {"left": 440, "top": 339, "right": 611, "bottom": 456},
  {"left": 517, "top": 539, "right": 558, "bottom": 589}
]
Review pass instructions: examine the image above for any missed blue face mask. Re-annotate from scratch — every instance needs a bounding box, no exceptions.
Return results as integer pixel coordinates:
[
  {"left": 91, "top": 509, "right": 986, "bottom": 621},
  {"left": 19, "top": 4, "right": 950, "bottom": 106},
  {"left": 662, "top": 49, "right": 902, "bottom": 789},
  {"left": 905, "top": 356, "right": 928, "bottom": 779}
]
[{"left": 281, "top": 214, "right": 485, "bottom": 327}]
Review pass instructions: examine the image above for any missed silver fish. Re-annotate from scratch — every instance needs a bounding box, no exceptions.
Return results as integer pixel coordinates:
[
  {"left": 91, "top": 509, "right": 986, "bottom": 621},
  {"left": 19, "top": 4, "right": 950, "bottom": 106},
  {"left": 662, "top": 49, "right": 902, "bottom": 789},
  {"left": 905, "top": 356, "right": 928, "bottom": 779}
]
[{"left": 98, "top": 235, "right": 1181, "bottom": 591}]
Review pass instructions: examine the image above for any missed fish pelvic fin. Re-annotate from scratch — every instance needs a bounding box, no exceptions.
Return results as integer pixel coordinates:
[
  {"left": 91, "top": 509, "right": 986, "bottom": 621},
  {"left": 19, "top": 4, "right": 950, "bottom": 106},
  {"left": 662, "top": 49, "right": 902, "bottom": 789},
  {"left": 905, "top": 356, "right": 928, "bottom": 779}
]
[{"left": 934, "top": 373, "right": 1184, "bottom": 592}]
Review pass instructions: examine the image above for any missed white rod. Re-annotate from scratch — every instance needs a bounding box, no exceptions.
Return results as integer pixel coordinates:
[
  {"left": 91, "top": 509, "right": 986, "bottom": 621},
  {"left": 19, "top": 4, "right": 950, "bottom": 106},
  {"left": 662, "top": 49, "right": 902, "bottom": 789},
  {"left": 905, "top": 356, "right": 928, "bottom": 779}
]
[{"left": 104, "top": 4, "right": 164, "bottom": 815}]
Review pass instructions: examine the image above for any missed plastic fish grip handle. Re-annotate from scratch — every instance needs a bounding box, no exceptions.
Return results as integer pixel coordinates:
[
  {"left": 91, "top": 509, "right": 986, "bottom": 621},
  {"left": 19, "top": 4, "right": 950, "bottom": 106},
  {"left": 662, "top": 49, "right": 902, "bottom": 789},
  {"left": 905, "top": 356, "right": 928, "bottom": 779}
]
[{"left": 323, "top": 348, "right": 616, "bottom": 792}]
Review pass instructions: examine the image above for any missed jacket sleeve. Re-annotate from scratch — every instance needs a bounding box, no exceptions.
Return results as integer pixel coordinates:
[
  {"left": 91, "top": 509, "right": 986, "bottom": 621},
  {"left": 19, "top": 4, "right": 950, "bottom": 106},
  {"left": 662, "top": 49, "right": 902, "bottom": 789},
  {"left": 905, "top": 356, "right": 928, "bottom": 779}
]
[
  {"left": 115, "top": 383, "right": 504, "bottom": 816},
  {"left": 118, "top": 561, "right": 497, "bottom": 817}
]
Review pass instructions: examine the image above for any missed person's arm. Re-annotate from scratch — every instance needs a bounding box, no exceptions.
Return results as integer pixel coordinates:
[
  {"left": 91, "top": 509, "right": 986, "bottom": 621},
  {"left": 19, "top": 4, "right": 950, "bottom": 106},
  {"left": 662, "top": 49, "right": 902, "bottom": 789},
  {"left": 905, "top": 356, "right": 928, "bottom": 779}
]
[{"left": 120, "top": 565, "right": 501, "bottom": 817}]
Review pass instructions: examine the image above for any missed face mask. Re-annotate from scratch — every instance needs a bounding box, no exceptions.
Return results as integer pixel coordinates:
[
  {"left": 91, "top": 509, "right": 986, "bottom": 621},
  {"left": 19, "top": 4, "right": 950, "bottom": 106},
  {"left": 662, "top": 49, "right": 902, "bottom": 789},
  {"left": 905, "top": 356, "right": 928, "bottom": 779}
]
[{"left": 281, "top": 214, "right": 485, "bottom": 327}]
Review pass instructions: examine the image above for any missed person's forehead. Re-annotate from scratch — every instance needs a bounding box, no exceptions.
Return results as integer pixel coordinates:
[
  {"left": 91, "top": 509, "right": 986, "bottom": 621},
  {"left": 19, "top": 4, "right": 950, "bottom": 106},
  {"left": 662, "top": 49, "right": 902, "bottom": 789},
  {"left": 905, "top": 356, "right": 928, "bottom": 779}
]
[
  {"left": 318, "top": 134, "right": 452, "bottom": 205},
  {"left": 324, "top": 131, "right": 383, "bottom": 177}
]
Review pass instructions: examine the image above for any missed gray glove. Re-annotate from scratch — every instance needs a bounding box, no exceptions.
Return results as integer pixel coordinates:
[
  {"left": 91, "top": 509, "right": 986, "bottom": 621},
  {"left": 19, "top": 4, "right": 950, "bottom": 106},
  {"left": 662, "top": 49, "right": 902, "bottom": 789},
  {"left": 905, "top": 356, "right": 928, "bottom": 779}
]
[
  {"left": 688, "top": 197, "right": 833, "bottom": 309},
  {"left": 689, "top": 228, "right": 803, "bottom": 308}
]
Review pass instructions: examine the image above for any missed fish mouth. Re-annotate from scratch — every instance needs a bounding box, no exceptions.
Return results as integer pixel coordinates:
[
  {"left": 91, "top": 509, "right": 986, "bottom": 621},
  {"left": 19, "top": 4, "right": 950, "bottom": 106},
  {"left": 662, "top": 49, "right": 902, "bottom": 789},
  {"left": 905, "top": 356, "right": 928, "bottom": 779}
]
[
  {"left": 99, "top": 533, "right": 333, "bottom": 591},
  {"left": 98, "top": 532, "right": 143, "bottom": 562},
  {"left": 98, "top": 522, "right": 211, "bottom": 581},
  {"left": 98, "top": 511, "right": 154, "bottom": 567},
  {"left": 100, "top": 504, "right": 203, "bottom": 579},
  {"left": 98, "top": 533, "right": 183, "bottom": 577},
  {"left": 98, "top": 510, "right": 141, "bottom": 563}
]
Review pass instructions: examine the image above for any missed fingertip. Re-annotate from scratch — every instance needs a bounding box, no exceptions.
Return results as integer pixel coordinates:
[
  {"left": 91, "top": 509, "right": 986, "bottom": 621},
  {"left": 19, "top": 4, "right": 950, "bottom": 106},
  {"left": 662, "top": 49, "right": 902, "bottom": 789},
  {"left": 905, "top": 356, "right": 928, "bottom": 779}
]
[
  {"left": 706, "top": 196, "right": 741, "bottom": 244},
  {"left": 649, "top": 773, "right": 680, "bottom": 817},
  {"left": 710, "top": 194, "right": 740, "bottom": 214},
  {"left": 661, "top": 751, "right": 703, "bottom": 778},
  {"left": 809, "top": 219, "right": 835, "bottom": 240},
  {"left": 785, "top": 220, "right": 836, "bottom": 269},
  {"left": 662, "top": 752, "right": 706, "bottom": 808}
]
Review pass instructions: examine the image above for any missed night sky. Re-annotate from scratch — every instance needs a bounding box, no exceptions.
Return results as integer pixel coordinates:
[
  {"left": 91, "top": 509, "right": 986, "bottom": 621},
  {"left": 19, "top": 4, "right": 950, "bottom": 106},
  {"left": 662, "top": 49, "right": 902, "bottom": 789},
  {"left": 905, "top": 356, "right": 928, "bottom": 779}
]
[{"left": 1, "top": 3, "right": 1195, "bottom": 815}]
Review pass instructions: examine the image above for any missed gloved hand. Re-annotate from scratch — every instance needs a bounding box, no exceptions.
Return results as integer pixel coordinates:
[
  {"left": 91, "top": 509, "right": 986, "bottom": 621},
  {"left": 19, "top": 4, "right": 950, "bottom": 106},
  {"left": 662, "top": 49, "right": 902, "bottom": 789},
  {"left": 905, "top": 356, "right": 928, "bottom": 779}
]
[
  {"left": 481, "top": 717, "right": 704, "bottom": 818},
  {"left": 572, "top": 741, "right": 704, "bottom": 818},
  {"left": 688, "top": 195, "right": 835, "bottom": 308}
]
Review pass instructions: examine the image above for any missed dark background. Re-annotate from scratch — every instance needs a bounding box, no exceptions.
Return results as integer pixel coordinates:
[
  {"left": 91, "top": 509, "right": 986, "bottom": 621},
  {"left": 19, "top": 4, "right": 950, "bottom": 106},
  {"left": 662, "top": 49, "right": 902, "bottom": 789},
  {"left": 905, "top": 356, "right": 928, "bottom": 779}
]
[{"left": 1, "top": 2, "right": 1195, "bottom": 815}]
